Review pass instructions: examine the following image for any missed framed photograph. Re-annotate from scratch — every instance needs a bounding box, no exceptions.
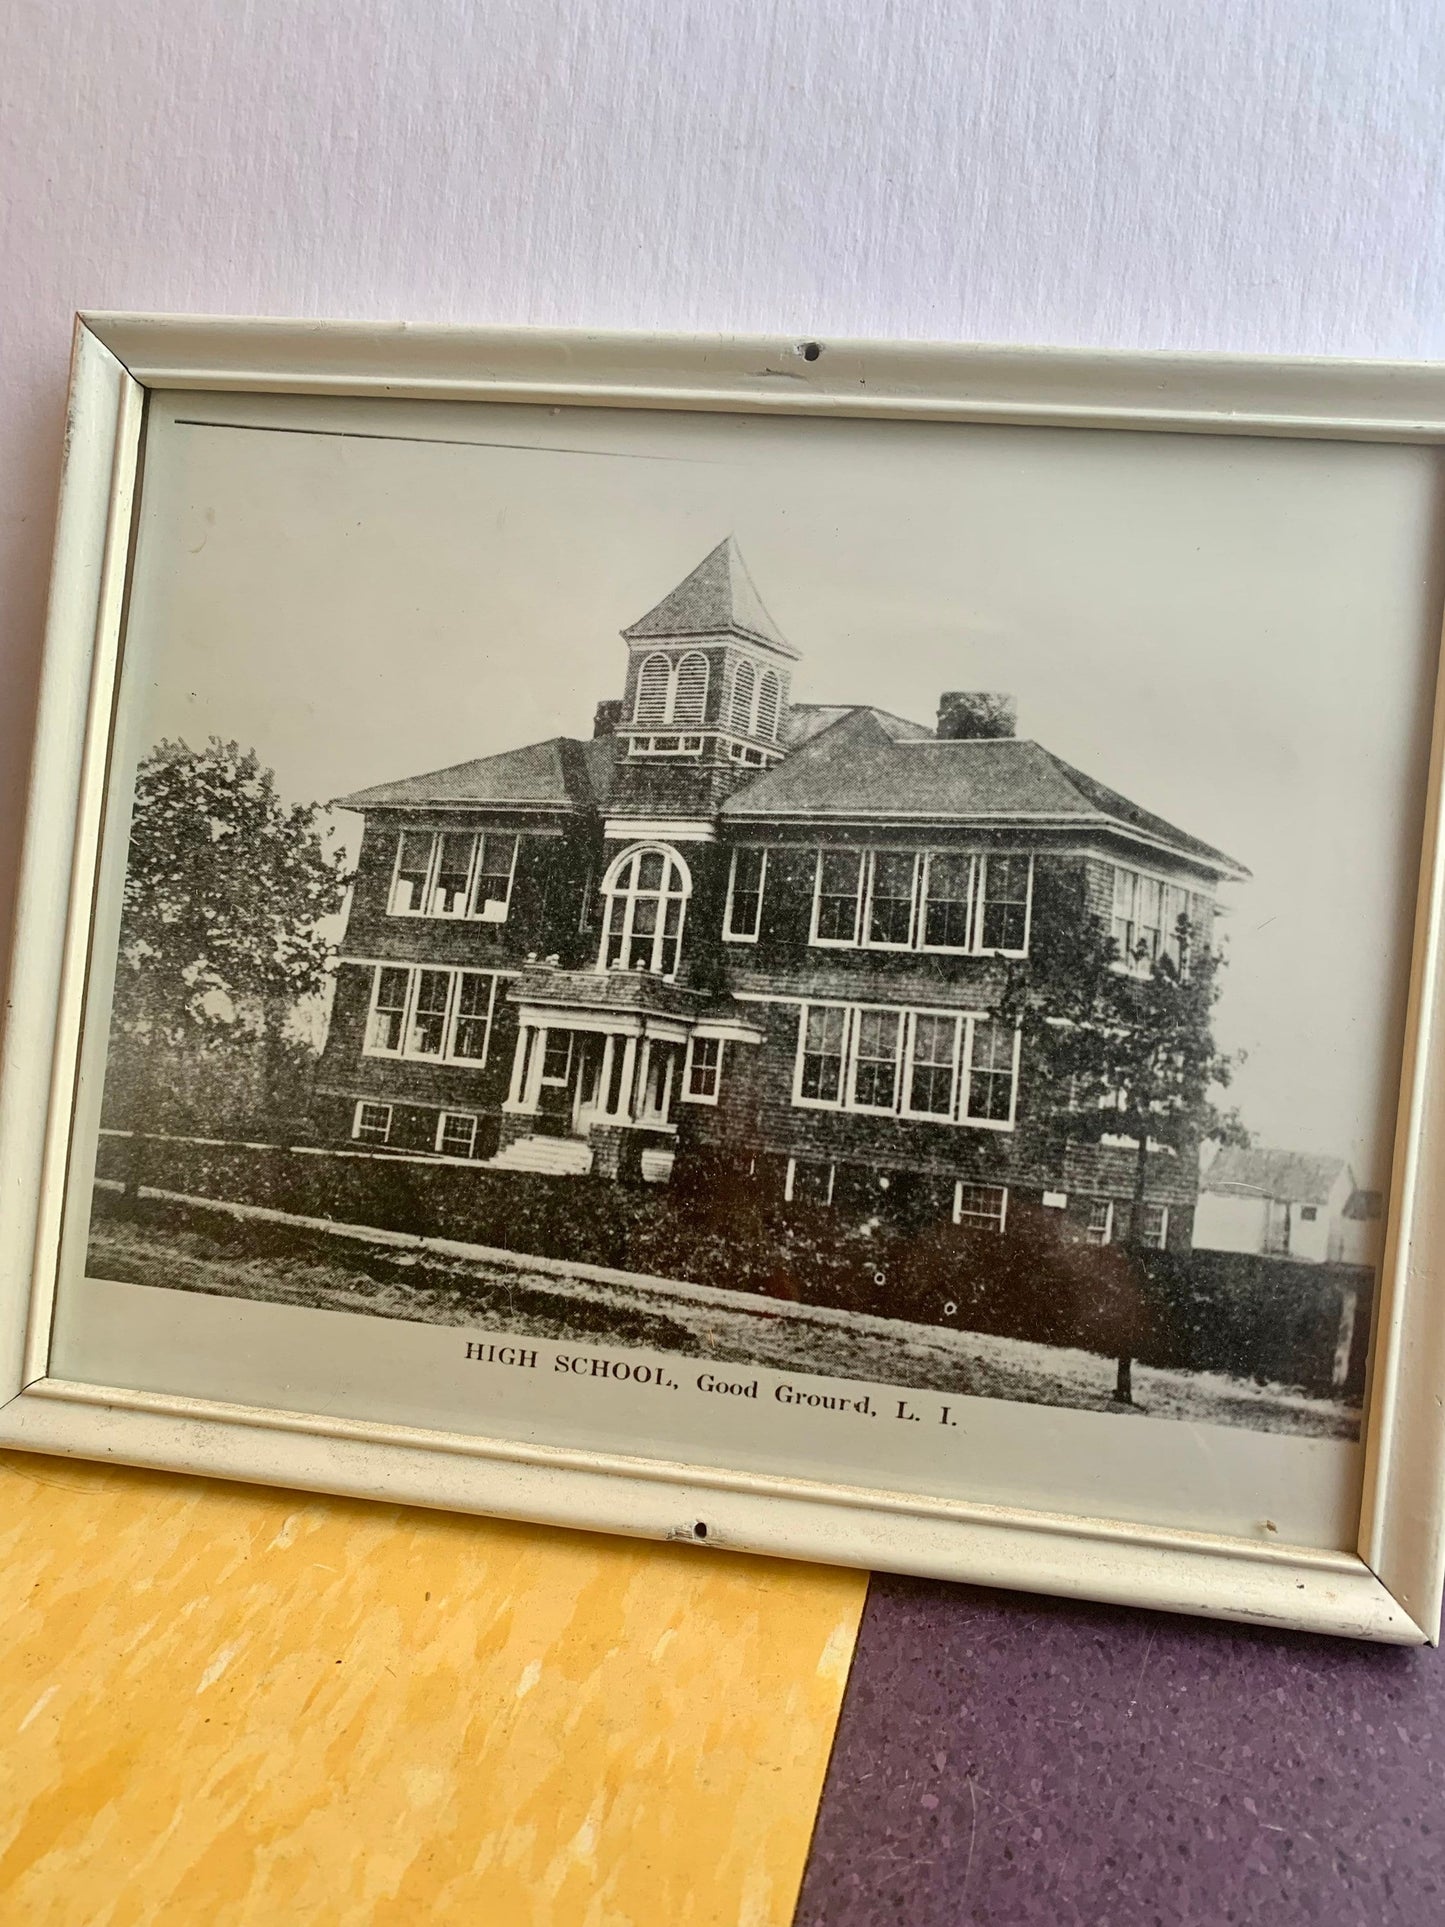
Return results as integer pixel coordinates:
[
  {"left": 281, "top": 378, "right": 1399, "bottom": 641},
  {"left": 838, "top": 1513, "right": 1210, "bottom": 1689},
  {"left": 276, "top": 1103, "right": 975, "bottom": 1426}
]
[{"left": 4, "top": 315, "right": 1444, "bottom": 1642}]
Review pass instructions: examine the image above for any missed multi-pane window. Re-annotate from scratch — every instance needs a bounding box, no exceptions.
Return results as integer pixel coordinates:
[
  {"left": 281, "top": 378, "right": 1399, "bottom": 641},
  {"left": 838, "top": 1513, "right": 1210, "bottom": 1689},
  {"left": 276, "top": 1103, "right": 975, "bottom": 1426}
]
[
  {"left": 683, "top": 1035, "right": 723, "bottom": 1102},
  {"left": 954, "top": 1183, "right": 1008, "bottom": 1232},
  {"left": 850, "top": 1008, "right": 903, "bottom": 1111},
  {"left": 813, "top": 850, "right": 864, "bottom": 943},
  {"left": 786, "top": 1158, "right": 835, "bottom": 1205},
  {"left": 388, "top": 829, "right": 517, "bottom": 920},
  {"left": 794, "top": 1004, "right": 1019, "bottom": 1128},
  {"left": 1112, "top": 867, "right": 1191, "bottom": 975},
  {"left": 906, "top": 1013, "right": 959, "bottom": 1118},
  {"left": 437, "top": 1112, "right": 478, "bottom": 1158},
  {"left": 364, "top": 966, "right": 498, "bottom": 1064},
  {"left": 1085, "top": 1200, "right": 1114, "bottom": 1246},
  {"left": 963, "top": 1018, "right": 1016, "bottom": 1123},
  {"left": 1140, "top": 1202, "right": 1170, "bottom": 1249},
  {"left": 798, "top": 1005, "right": 848, "bottom": 1103},
  {"left": 977, "top": 856, "right": 1031, "bottom": 953},
  {"left": 352, "top": 1101, "right": 392, "bottom": 1144},
  {"left": 866, "top": 852, "right": 918, "bottom": 948},
  {"left": 922, "top": 853, "right": 974, "bottom": 949},
  {"left": 811, "top": 849, "right": 1033, "bottom": 955},
  {"left": 724, "top": 847, "right": 768, "bottom": 940},
  {"left": 367, "top": 967, "right": 410, "bottom": 1052},
  {"left": 540, "top": 1033, "right": 573, "bottom": 1085},
  {"left": 600, "top": 845, "right": 689, "bottom": 976}
]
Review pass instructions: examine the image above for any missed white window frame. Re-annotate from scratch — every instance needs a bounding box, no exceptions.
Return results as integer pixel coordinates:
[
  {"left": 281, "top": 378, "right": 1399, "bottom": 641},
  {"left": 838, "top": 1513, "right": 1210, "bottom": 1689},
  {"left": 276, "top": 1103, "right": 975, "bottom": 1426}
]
[
  {"left": 861, "top": 850, "right": 921, "bottom": 952},
  {"left": 682, "top": 1034, "right": 724, "bottom": 1104},
  {"left": 362, "top": 964, "right": 499, "bottom": 1066},
  {"left": 953, "top": 1181, "right": 1009, "bottom": 1233},
  {"left": 809, "top": 849, "right": 865, "bottom": 948},
  {"left": 791, "top": 1001, "right": 1019, "bottom": 1132},
  {"left": 1086, "top": 1199, "right": 1115, "bottom": 1246},
  {"left": 386, "top": 828, "right": 519, "bottom": 922},
  {"left": 596, "top": 842, "right": 692, "bottom": 980},
  {"left": 784, "top": 1156, "right": 835, "bottom": 1206},
  {"left": 1110, "top": 864, "right": 1193, "bottom": 978},
  {"left": 538, "top": 1032, "right": 574, "bottom": 1087},
  {"left": 352, "top": 1100, "right": 393, "bottom": 1144},
  {"left": 808, "top": 847, "right": 1033, "bottom": 957},
  {"left": 1140, "top": 1202, "right": 1170, "bottom": 1248},
  {"left": 846, "top": 1005, "right": 907, "bottom": 1114},
  {"left": 723, "top": 846, "right": 768, "bottom": 943},
  {"left": 436, "top": 1111, "right": 479, "bottom": 1158}
]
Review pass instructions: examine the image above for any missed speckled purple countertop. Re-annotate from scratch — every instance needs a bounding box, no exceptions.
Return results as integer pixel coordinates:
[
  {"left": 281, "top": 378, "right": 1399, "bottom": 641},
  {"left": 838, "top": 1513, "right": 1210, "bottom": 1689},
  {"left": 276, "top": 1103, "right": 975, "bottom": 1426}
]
[{"left": 797, "top": 1576, "right": 1443, "bottom": 1926}]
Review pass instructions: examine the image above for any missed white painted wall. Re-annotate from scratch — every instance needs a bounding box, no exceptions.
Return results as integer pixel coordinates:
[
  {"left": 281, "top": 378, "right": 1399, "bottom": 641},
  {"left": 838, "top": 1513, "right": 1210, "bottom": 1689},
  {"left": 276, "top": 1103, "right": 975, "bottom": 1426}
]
[{"left": 3, "top": 0, "right": 1444, "bottom": 984}]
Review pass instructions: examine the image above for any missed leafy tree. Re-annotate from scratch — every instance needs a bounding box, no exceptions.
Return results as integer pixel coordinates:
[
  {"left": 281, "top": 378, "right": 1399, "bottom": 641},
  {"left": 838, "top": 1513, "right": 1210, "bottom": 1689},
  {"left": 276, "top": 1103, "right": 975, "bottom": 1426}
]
[
  {"left": 1000, "top": 864, "right": 1249, "bottom": 1403},
  {"left": 110, "top": 738, "right": 350, "bottom": 1138}
]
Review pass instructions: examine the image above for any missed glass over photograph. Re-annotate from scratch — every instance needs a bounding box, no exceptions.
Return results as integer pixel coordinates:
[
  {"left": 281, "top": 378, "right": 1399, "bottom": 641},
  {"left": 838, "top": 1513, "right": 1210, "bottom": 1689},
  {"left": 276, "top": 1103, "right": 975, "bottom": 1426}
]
[{"left": 64, "top": 389, "right": 1441, "bottom": 1499}]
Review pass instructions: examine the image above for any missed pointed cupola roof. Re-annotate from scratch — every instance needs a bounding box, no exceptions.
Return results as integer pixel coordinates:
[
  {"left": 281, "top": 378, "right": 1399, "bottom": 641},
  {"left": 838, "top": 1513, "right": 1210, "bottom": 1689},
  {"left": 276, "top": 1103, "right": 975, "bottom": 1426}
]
[{"left": 621, "top": 537, "right": 801, "bottom": 659}]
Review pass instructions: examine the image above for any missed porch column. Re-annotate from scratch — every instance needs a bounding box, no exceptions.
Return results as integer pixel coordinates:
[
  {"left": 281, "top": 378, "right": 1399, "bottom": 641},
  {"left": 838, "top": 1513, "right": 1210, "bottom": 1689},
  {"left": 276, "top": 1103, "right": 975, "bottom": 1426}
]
[
  {"left": 506, "top": 1023, "right": 532, "bottom": 1109},
  {"left": 614, "top": 1034, "right": 639, "bottom": 1120},
  {"left": 598, "top": 1032, "right": 617, "bottom": 1116},
  {"left": 523, "top": 1025, "right": 550, "bottom": 1111},
  {"left": 635, "top": 1037, "right": 653, "bottom": 1122}
]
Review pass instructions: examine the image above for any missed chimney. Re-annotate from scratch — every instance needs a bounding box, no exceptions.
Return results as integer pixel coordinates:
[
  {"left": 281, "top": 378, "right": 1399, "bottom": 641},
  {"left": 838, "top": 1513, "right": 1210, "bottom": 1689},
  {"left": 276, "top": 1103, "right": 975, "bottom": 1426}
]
[
  {"left": 593, "top": 699, "right": 623, "bottom": 739},
  {"left": 936, "top": 691, "right": 1016, "bottom": 741}
]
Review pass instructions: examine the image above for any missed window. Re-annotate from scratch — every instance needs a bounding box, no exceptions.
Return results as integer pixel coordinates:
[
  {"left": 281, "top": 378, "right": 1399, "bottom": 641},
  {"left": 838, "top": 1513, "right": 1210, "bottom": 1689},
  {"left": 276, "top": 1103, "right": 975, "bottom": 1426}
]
[
  {"left": 813, "top": 850, "right": 864, "bottom": 944},
  {"left": 963, "top": 1018, "right": 1017, "bottom": 1123},
  {"left": 1141, "top": 1202, "right": 1170, "bottom": 1248},
  {"left": 906, "top": 1013, "right": 960, "bottom": 1119},
  {"left": 785, "top": 1157, "right": 835, "bottom": 1205},
  {"left": 635, "top": 653, "right": 671, "bottom": 723},
  {"left": 794, "top": 1004, "right": 1019, "bottom": 1130},
  {"left": 672, "top": 652, "right": 709, "bottom": 725},
  {"left": 811, "top": 848, "right": 1032, "bottom": 956},
  {"left": 1299, "top": 1205, "right": 1318, "bottom": 1223},
  {"left": 798, "top": 1005, "right": 847, "bottom": 1103},
  {"left": 470, "top": 834, "right": 517, "bottom": 920},
  {"left": 540, "top": 1032, "right": 573, "bottom": 1086},
  {"left": 388, "top": 830, "right": 517, "bottom": 920},
  {"left": 600, "top": 844, "right": 690, "bottom": 976},
  {"left": 364, "top": 965, "right": 498, "bottom": 1064},
  {"left": 352, "top": 1101, "right": 392, "bottom": 1144},
  {"left": 683, "top": 1035, "right": 723, "bottom": 1102},
  {"left": 367, "top": 967, "right": 410, "bottom": 1052},
  {"left": 922, "top": 853, "right": 974, "bottom": 950},
  {"left": 850, "top": 1008, "right": 903, "bottom": 1112},
  {"left": 1085, "top": 1200, "right": 1114, "bottom": 1246},
  {"left": 954, "top": 1183, "right": 1008, "bottom": 1233},
  {"left": 755, "top": 669, "right": 780, "bottom": 741},
  {"left": 977, "top": 856, "right": 1031, "bottom": 954},
  {"left": 437, "top": 1112, "right": 478, "bottom": 1158},
  {"left": 865, "top": 852, "right": 919, "bottom": 948},
  {"left": 1112, "top": 867, "right": 1191, "bottom": 975},
  {"left": 731, "top": 659, "right": 757, "bottom": 734},
  {"left": 724, "top": 847, "right": 768, "bottom": 941}
]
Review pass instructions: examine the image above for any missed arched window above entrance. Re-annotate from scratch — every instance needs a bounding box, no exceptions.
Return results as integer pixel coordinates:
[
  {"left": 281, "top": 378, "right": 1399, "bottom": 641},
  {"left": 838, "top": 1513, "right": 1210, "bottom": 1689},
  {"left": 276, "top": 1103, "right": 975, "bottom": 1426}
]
[{"left": 599, "top": 844, "right": 692, "bottom": 978}]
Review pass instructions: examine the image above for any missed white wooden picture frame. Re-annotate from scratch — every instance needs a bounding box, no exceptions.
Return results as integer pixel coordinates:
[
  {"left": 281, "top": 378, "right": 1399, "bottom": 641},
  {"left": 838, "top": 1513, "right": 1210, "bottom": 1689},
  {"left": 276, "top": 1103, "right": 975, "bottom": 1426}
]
[{"left": 3, "top": 313, "right": 1444, "bottom": 1642}]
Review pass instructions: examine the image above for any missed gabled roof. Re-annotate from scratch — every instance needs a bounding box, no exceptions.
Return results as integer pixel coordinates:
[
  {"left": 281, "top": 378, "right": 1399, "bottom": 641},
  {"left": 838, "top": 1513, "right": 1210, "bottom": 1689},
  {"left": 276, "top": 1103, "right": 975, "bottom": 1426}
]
[
  {"left": 334, "top": 735, "right": 616, "bottom": 813},
  {"left": 722, "top": 707, "right": 1248, "bottom": 878},
  {"left": 1202, "top": 1146, "right": 1348, "bottom": 1206},
  {"left": 622, "top": 538, "right": 801, "bottom": 660}
]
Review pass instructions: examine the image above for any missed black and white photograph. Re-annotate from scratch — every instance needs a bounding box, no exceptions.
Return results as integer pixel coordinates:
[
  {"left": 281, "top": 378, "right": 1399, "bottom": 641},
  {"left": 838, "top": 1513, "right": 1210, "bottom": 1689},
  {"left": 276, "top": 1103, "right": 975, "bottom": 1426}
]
[{"left": 65, "top": 385, "right": 1437, "bottom": 1475}]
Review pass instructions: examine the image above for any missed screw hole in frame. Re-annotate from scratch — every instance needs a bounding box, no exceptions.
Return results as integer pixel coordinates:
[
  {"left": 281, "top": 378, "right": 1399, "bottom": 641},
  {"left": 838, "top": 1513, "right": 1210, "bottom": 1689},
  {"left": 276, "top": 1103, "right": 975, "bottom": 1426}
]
[{"left": 799, "top": 340, "right": 823, "bottom": 361}]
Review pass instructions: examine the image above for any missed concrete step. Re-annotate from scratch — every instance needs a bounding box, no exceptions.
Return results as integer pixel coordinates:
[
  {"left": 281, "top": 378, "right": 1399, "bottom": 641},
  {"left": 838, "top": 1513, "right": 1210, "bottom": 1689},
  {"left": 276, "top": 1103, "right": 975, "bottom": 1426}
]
[{"left": 484, "top": 1135, "right": 594, "bottom": 1176}]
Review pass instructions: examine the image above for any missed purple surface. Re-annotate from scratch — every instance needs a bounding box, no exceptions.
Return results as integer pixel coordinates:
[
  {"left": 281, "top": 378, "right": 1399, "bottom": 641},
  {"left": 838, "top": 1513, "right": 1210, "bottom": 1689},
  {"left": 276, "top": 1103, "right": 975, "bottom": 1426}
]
[{"left": 797, "top": 1576, "right": 1444, "bottom": 1926}]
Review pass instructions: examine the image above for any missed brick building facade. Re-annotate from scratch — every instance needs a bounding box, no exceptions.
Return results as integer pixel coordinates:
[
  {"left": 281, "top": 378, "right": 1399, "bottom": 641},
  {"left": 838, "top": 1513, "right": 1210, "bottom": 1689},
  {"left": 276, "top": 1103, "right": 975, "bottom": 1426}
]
[{"left": 314, "top": 539, "right": 1246, "bottom": 1250}]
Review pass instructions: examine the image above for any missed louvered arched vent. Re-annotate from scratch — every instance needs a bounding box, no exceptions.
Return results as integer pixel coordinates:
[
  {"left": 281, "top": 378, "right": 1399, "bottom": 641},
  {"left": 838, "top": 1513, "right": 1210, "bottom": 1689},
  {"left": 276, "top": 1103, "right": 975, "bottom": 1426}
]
[
  {"left": 731, "top": 660, "right": 756, "bottom": 734},
  {"left": 755, "top": 669, "right": 780, "bottom": 741},
  {"left": 635, "top": 654, "right": 671, "bottom": 723},
  {"left": 673, "top": 652, "right": 709, "bottom": 725}
]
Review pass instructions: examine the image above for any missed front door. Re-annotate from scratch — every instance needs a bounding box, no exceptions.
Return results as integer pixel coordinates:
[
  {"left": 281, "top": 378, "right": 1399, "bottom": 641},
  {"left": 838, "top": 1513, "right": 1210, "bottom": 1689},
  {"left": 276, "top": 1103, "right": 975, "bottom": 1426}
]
[{"left": 572, "top": 1035, "right": 608, "bottom": 1138}]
